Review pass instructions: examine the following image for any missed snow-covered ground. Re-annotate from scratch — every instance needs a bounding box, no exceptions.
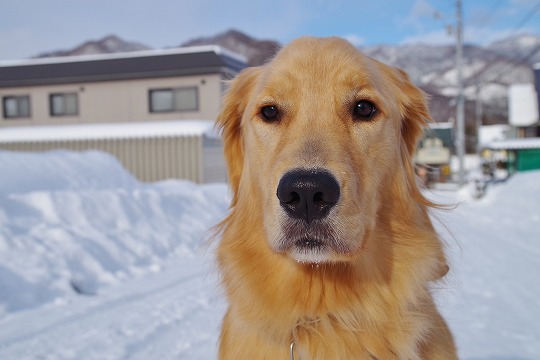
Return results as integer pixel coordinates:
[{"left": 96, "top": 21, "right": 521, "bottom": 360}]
[{"left": 0, "top": 150, "right": 538, "bottom": 359}]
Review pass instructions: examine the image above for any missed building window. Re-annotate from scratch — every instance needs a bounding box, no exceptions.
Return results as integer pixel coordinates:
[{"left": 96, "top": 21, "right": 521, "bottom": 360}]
[
  {"left": 50, "top": 93, "right": 78, "bottom": 116},
  {"left": 2, "top": 95, "right": 31, "bottom": 119},
  {"left": 149, "top": 87, "right": 198, "bottom": 113}
]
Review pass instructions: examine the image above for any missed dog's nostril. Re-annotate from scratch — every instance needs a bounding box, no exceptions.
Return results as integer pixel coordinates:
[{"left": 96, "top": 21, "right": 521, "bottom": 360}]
[
  {"left": 282, "top": 191, "right": 301, "bottom": 205},
  {"left": 276, "top": 169, "right": 340, "bottom": 224}
]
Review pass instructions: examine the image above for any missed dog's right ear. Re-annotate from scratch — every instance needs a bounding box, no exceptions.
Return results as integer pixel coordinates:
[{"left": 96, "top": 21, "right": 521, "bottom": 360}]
[{"left": 217, "top": 67, "right": 262, "bottom": 206}]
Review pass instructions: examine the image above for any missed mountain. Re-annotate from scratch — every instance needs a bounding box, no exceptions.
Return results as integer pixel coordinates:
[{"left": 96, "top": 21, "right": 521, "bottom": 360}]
[
  {"left": 180, "top": 29, "right": 280, "bottom": 66},
  {"left": 180, "top": 30, "right": 539, "bottom": 133},
  {"left": 360, "top": 37, "right": 538, "bottom": 135},
  {"left": 362, "top": 40, "right": 535, "bottom": 99},
  {"left": 33, "top": 30, "right": 540, "bottom": 144},
  {"left": 486, "top": 33, "right": 540, "bottom": 63},
  {"left": 36, "top": 35, "right": 151, "bottom": 58}
]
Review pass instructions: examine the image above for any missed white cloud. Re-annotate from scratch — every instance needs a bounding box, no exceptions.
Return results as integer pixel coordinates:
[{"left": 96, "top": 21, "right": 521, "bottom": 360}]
[
  {"left": 343, "top": 35, "right": 365, "bottom": 47},
  {"left": 401, "top": 25, "right": 533, "bottom": 46},
  {"left": 401, "top": 29, "right": 454, "bottom": 45},
  {"left": 402, "top": 0, "right": 441, "bottom": 29},
  {"left": 464, "top": 27, "right": 514, "bottom": 45},
  {"left": 409, "top": 0, "right": 437, "bottom": 18}
]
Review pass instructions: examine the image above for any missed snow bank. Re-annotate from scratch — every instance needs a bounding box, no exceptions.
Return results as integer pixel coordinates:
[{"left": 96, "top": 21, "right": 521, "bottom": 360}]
[
  {"left": 0, "top": 150, "right": 138, "bottom": 194},
  {"left": 430, "top": 171, "right": 540, "bottom": 359},
  {"left": 1, "top": 149, "right": 539, "bottom": 360},
  {"left": 0, "top": 150, "right": 229, "bottom": 315}
]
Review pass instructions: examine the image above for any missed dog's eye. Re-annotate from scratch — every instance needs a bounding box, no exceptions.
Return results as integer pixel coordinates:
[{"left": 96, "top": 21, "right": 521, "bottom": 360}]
[
  {"left": 261, "top": 105, "right": 280, "bottom": 122},
  {"left": 353, "top": 100, "right": 377, "bottom": 120}
]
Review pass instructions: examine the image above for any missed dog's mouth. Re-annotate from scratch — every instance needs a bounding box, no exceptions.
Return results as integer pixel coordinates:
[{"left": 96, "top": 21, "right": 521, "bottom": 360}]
[
  {"left": 294, "top": 237, "right": 326, "bottom": 251},
  {"left": 287, "top": 236, "right": 330, "bottom": 263},
  {"left": 275, "top": 219, "right": 351, "bottom": 263}
]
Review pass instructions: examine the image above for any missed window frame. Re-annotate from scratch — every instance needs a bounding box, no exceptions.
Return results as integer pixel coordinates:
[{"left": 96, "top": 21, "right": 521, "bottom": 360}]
[
  {"left": 148, "top": 86, "right": 199, "bottom": 113},
  {"left": 49, "top": 92, "right": 79, "bottom": 117},
  {"left": 2, "top": 95, "right": 31, "bottom": 119}
]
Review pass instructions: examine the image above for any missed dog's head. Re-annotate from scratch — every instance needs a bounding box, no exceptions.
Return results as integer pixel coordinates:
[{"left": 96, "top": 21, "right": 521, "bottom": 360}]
[{"left": 218, "top": 37, "right": 431, "bottom": 264}]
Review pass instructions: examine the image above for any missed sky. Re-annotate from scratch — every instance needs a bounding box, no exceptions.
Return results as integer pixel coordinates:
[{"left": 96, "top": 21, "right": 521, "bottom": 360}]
[{"left": 0, "top": 0, "right": 540, "bottom": 61}]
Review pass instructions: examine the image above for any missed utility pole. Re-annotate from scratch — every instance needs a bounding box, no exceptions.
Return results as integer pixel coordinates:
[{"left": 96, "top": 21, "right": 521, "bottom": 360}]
[
  {"left": 455, "top": 0, "right": 466, "bottom": 186},
  {"left": 475, "top": 84, "right": 483, "bottom": 155}
]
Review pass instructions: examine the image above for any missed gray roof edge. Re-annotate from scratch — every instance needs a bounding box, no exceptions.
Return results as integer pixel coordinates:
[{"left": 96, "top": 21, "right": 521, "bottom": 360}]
[{"left": 0, "top": 66, "right": 235, "bottom": 88}]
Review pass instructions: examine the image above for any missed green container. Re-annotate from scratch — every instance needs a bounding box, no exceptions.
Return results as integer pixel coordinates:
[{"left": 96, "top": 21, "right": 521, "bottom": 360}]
[{"left": 517, "top": 149, "right": 540, "bottom": 171}]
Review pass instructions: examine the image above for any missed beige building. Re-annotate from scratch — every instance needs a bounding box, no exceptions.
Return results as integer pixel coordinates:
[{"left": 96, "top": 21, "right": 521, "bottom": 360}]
[
  {"left": 0, "top": 46, "right": 246, "bottom": 126},
  {"left": 0, "top": 46, "right": 246, "bottom": 183}
]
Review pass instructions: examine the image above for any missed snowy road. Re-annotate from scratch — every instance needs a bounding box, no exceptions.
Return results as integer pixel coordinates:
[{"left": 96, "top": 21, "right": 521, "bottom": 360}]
[{"left": 0, "top": 257, "right": 224, "bottom": 360}]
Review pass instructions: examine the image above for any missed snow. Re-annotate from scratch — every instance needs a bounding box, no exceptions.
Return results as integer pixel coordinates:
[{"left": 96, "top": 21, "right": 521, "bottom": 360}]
[
  {"left": 429, "top": 176, "right": 540, "bottom": 359},
  {"left": 479, "top": 125, "right": 514, "bottom": 146},
  {"left": 0, "top": 149, "right": 539, "bottom": 359},
  {"left": 0, "top": 45, "right": 247, "bottom": 68},
  {"left": 0, "top": 120, "right": 218, "bottom": 143},
  {"left": 486, "top": 137, "right": 540, "bottom": 150},
  {"left": 475, "top": 83, "right": 507, "bottom": 102}
]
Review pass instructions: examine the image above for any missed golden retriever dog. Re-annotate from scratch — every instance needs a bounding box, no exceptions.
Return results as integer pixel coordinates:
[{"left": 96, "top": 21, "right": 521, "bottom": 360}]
[{"left": 215, "top": 36, "right": 457, "bottom": 359}]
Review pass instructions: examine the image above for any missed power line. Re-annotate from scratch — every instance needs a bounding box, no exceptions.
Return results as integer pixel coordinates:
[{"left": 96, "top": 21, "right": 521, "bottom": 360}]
[
  {"left": 473, "top": 0, "right": 504, "bottom": 29},
  {"left": 512, "top": 1, "right": 540, "bottom": 34}
]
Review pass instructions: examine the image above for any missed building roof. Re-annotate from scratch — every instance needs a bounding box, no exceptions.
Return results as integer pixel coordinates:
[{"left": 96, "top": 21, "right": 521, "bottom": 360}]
[
  {"left": 485, "top": 137, "right": 540, "bottom": 150},
  {"left": 0, "top": 46, "right": 247, "bottom": 88},
  {"left": 423, "top": 122, "right": 454, "bottom": 149}
]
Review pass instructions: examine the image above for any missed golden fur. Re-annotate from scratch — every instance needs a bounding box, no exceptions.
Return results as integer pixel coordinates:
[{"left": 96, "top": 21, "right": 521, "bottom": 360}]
[{"left": 215, "top": 36, "right": 457, "bottom": 359}]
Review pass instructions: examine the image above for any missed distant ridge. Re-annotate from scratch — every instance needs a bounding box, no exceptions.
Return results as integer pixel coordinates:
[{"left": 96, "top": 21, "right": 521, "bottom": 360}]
[
  {"left": 29, "top": 30, "right": 540, "bottom": 140},
  {"left": 180, "top": 29, "right": 280, "bottom": 66},
  {"left": 36, "top": 35, "right": 151, "bottom": 58}
]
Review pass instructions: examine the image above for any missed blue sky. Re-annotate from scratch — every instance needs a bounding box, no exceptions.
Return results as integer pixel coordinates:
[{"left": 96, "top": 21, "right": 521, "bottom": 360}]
[{"left": 0, "top": 0, "right": 539, "bottom": 61}]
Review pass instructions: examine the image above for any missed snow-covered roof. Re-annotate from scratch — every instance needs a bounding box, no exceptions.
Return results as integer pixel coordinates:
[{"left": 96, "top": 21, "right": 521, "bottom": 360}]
[
  {"left": 485, "top": 137, "right": 540, "bottom": 150},
  {"left": 479, "top": 124, "right": 513, "bottom": 146},
  {"left": 0, "top": 45, "right": 247, "bottom": 68},
  {"left": 428, "top": 122, "right": 453, "bottom": 129},
  {"left": 0, "top": 120, "right": 218, "bottom": 143}
]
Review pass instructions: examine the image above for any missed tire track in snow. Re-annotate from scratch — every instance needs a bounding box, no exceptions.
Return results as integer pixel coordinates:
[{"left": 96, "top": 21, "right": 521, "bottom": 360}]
[{"left": 0, "top": 257, "right": 225, "bottom": 360}]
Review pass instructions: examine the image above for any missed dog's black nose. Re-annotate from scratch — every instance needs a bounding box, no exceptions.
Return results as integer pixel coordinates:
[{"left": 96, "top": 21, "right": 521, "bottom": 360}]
[{"left": 277, "top": 169, "right": 340, "bottom": 224}]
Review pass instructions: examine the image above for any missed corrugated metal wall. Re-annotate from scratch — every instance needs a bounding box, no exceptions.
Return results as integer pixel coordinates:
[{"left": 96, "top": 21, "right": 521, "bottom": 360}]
[
  {"left": 202, "top": 134, "right": 227, "bottom": 183},
  {"left": 0, "top": 135, "right": 213, "bottom": 183}
]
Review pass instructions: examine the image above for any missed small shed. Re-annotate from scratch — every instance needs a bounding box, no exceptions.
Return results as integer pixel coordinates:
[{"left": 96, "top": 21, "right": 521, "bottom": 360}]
[
  {"left": 483, "top": 138, "right": 540, "bottom": 173},
  {"left": 0, "top": 120, "right": 226, "bottom": 183},
  {"left": 415, "top": 122, "right": 453, "bottom": 184}
]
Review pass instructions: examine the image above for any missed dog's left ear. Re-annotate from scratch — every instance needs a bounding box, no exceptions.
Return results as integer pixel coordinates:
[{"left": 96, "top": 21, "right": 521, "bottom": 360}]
[
  {"left": 392, "top": 68, "right": 432, "bottom": 156},
  {"left": 384, "top": 65, "right": 440, "bottom": 206},
  {"left": 217, "top": 67, "right": 262, "bottom": 206}
]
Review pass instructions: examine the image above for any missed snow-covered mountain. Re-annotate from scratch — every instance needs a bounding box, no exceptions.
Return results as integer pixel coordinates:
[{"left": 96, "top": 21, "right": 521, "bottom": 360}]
[
  {"left": 36, "top": 35, "right": 151, "bottom": 58},
  {"left": 33, "top": 30, "right": 540, "bottom": 129},
  {"left": 363, "top": 40, "right": 536, "bottom": 92},
  {"left": 179, "top": 30, "right": 538, "bottom": 128},
  {"left": 180, "top": 29, "right": 280, "bottom": 66},
  {"left": 359, "top": 38, "right": 537, "bottom": 131},
  {"left": 487, "top": 33, "right": 540, "bottom": 63},
  {"left": 185, "top": 30, "right": 538, "bottom": 128}
]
